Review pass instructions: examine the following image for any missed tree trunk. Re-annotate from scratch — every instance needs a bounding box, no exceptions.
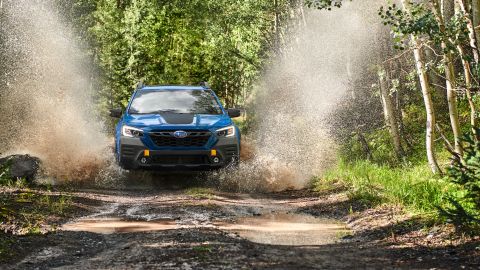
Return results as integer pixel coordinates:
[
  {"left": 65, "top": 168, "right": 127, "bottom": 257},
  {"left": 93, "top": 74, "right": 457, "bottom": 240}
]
[
  {"left": 442, "top": 0, "right": 456, "bottom": 18},
  {"left": 457, "top": 44, "right": 478, "bottom": 139},
  {"left": 424, "top": 47, "right": 447, "bottom": 100},
  {"left": 378, "top": 68, "right": 405, "bottom": 159},
  {"left": 473, "top": 0, "right": 480, "bottom": 44},
  {"left": 456, "top": 0, "right": 480, "bottom": 63},
  {"left": 401, "top": 0, "right": 442, "bottom": 174},
  {"left": 413, "top": 40, "right": 442, "bottom": 174},
  {"left": 444, "top": 53, "right": 463, "bottom": 156},
  {"left": 395, "top": 70, "right": 414, "bottom": 151},
  {"left": 432, "top": 0, "right": 464, "bottom": 156}
]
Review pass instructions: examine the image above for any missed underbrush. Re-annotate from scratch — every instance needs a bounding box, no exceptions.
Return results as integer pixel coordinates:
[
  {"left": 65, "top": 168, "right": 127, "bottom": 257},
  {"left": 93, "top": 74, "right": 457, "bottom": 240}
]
[
  {"left": 0, "top": 191, "right": 73, "bottom": 234},
  {"left": 439, "top": 133, "right": 480, "bottom": 233},
  {"left": 0, "top": 189, "right": 74, "bottom": 261},
  {"left": 316, "top": 160, "right": 450, "bottom": 216}
]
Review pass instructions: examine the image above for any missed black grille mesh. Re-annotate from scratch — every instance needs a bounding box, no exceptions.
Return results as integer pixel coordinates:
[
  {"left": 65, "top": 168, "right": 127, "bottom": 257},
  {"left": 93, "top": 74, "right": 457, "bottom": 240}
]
[{"left": 149, "top": 130, "right": 211, "bottom": 147}]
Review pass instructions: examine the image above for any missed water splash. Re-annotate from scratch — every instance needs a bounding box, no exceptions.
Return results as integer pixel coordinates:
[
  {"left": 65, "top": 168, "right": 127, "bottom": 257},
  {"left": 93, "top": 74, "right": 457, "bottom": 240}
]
[
  {"left": 0, "top": 0, "right": 113, "bottom": 181},
  {"left": 216, "top": 3, "right": 381, "bottom": 192}
]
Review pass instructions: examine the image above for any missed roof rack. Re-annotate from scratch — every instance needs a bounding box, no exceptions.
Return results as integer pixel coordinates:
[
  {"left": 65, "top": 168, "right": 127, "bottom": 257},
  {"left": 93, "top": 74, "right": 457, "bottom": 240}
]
[{"left": 199, "top": 81, "right": 210, "bottom": 88}]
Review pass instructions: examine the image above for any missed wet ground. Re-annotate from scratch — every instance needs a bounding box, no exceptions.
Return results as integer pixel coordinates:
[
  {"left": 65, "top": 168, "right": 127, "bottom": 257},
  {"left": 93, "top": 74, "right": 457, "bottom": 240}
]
[{"left": 2, "top": 178, "right": 480, "bottom": 269}]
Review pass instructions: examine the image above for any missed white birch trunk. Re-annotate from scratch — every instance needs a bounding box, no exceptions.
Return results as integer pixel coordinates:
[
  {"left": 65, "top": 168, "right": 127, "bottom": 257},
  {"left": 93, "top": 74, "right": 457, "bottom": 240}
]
[
  {"left": 402, "top": 0, "right": 442, "bottom": 173},
  {"left": 378, "top": 68, "right": 404, "bottom": 158},
  {"left": 456, "top": 0, "right": 480, "bottom": 63},
  {"left": 432, "top": 0, "right": 464, "bottom": 156}
]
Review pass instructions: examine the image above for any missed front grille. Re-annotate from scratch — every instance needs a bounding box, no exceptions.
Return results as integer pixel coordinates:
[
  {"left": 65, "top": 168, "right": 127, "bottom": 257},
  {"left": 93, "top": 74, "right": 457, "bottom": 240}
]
[
  {"left": 149, "top": 130, "right": 211, "bottom": 147},
  {"left": 150, "top": 155, "right": 207, "bottom": 165}
]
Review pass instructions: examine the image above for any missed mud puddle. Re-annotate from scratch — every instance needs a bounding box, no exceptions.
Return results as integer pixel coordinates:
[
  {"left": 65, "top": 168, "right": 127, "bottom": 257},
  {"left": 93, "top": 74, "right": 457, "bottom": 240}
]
[
  {"left": 217, "top": 213, "right": 349, "bottom": 246},
  {"left": 61, "top": 218, "right": 178, "bottom": 234},
  {"left": 62, "top": 210, "right": 350, "bottom": 246}
]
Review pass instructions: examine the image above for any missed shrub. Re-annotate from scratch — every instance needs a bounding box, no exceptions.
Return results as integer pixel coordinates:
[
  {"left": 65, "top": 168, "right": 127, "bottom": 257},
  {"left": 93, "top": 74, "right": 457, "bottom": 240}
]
[{"left": 439, "top": 133, "right": 480, "bottom": 233}]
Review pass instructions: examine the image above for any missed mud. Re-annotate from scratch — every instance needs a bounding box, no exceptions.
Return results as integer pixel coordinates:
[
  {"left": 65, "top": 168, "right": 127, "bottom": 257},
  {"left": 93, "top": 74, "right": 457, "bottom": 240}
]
[
  {"left": 62, "top": 204, "right": 348, "bottom": 246},
  {"left": 2, "top": 187, "right": 479, "bottom": 270},
  {"left": 216, "top": 213, "right": 348, "bottom": 246}
]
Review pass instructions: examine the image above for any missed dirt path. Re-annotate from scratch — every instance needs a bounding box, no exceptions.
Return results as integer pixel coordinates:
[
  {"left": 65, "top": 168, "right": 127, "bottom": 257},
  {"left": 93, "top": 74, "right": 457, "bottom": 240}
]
[{"left": 3, "top": 186, "right": 479, "bottom": 269}]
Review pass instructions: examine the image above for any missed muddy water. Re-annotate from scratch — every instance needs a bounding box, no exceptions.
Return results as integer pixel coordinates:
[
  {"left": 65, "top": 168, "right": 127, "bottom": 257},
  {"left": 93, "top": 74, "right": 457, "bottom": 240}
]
[
  {"left": 61, "top": 218, "right": 178, "bottom": 234},
  {"left": 217, "top": 213, "right": 349, "bottom": 246},
  {"left": 61, "top": 212, "right": 350, "bottom": 246}
]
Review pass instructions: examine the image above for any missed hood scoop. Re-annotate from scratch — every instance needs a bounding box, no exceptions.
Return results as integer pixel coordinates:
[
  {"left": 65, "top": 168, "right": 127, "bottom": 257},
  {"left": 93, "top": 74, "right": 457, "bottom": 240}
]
[{"left": 160, "top": 113, "right": 195, "bottom": 124}]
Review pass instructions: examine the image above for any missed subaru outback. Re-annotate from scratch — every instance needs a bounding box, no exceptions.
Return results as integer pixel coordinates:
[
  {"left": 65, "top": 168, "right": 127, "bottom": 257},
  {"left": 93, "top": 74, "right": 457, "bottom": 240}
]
[{"left": 109, "top": 83, "right": 241, "bottom": 170}]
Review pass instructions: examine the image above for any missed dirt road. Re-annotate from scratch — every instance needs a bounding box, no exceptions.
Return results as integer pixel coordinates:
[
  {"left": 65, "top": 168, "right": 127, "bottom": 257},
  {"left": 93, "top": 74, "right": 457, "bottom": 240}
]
[{"left": 3, "top": 180, "right": 479, "bottom": 270}]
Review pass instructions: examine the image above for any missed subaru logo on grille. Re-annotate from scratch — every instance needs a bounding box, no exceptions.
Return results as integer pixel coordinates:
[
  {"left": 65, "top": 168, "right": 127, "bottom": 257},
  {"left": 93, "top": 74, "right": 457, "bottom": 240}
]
[{"left": 173, "top": 130, "right": 188, "bottom": 138}]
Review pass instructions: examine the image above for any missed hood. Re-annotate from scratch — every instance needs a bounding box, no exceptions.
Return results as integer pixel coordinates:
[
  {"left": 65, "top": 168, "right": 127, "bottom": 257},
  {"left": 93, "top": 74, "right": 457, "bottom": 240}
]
[{"left": 123, "top": 113, "right": 232, "bottom": 130}]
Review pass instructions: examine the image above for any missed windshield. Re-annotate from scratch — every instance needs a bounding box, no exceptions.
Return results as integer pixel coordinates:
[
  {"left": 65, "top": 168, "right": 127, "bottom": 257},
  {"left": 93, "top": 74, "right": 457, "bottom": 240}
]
[{"left": 128, "top": 90, "right": 223, "bottom": 115}]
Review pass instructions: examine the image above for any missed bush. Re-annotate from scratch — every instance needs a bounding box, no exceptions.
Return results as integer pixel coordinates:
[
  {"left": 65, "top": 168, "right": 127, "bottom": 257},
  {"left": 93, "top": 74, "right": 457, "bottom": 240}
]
[{"left": 439, "top": 133, "right": 480, "bottom": 233}]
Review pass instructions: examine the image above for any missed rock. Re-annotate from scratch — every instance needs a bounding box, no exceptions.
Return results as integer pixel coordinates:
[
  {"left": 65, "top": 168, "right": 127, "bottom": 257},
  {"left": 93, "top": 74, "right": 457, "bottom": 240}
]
[{"left": 0, "top": 154, "right": 41, "bottom": 182}]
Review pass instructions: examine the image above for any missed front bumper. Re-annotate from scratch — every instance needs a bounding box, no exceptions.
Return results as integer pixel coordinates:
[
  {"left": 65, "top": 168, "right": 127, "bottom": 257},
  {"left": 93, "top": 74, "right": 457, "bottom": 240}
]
[{"left": 118, "top": 136, "right": 239, "bottom": 170}]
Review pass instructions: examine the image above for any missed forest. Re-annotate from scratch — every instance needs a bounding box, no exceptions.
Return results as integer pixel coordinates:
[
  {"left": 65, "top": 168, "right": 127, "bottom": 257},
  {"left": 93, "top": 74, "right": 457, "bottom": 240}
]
[{"left": 0, "top": 0, "right": 479, "bottom": 268}]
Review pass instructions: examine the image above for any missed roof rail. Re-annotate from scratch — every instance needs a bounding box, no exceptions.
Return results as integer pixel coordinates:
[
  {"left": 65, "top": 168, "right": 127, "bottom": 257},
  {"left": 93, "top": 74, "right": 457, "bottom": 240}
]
[{"left": 199, "top": 81, "right": 210, "bottom": 88}]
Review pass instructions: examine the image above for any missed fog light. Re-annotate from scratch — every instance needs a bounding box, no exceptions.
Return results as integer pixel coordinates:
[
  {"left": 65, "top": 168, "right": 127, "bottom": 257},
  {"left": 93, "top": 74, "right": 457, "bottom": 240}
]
[
  {"left": 144, "top": 150, "right": 150, "bottom": 157},
  {"left": 140, "top": 157, "right": 148, "bottom": 164},
  {"left": 211, "top": 149, "right": 217, "bottom": 156},
  {"left": 213, "top": 157, "right": 220, "bottom": 163}
]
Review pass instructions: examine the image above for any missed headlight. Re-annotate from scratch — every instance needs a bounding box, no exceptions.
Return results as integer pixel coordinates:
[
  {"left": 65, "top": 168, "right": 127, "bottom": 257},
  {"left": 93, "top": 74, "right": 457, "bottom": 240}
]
[
  {"left": 122, "top": 125, "right": 144, "bottom": 137},
  {"left": 216, "top": 125, "right": 235, "bottom": 137}
]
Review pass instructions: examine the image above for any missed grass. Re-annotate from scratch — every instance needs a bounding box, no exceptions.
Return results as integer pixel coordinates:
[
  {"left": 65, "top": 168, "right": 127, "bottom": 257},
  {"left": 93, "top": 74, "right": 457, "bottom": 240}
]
[
  {"left": 185, "top": 187, "right": 215, "bottom": 199},
  {"left": 315, "top": 160, "right": 452, "bottom": 216},
  {"left": 0, "top": 189, "right": 74, "bottom": 262},
  {"left": 193, "top": 245, "right": 213, "bottom": 253},
  {"left": 0, "top": 190, "right": 73, "bottom": 233}
]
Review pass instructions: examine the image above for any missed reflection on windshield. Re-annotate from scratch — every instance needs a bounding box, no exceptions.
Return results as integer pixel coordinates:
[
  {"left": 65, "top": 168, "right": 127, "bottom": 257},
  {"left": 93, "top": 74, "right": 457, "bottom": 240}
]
[{"left": 129, "top": 90, "right": 223, "bottom": 115}]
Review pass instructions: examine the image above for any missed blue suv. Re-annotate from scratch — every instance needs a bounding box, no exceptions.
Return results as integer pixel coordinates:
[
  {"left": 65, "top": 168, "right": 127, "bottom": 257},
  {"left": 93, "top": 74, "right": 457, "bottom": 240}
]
[{"left": 109, "top": 83, "right": 241, "bottom": 170}]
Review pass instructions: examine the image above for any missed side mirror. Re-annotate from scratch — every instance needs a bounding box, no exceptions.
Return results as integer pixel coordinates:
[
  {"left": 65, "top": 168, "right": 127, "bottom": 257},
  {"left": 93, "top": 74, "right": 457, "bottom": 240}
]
[
  {"left": 109, "top": 108, "right": 123, "bottom": 118},
  {"left": 227, "top": 108, "right": 241, "bottom": 118}
]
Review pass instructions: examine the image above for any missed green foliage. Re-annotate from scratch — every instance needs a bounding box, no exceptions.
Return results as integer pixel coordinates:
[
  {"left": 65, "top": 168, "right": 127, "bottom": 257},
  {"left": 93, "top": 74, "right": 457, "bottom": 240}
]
[
  {"left": 440, "top": 132, "right": 480, "bottom": 232},
  {"left": 305, "top": 0, "right": 349, "bottom": 10},
  {"left": 319, "top": 160, "right": 450, "bottom": 214},
  {"left": 339, "top": 128, "right": 397, "bottom": 165},
  {"left": 379, "top": 3, "right": 469, "bottom": 52},
  {"left": 82, "top": 0, "right": 296, "bottom": 110},
  {"left": 0, "top": 161, "right": 12, "bottom": 186},
  {"left": 0, "top": 161, "right": 31, "bottom": 188}
]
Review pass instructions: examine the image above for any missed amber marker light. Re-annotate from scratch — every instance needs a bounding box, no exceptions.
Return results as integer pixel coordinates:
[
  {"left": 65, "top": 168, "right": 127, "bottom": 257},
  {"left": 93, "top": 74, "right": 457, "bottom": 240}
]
[
  {"left": 144, "top": 150, "right": 150, "bottom": 157},
  {"left": 211, "top": 149, "right": 217, "bottom": 156}
]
